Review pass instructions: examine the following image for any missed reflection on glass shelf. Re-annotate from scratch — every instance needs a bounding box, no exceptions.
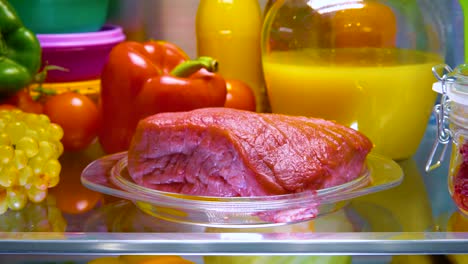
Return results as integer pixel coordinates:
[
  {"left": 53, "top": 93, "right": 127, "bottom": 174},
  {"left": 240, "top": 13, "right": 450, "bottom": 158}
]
[
  {"left": 83, "top": 200, "right": 205, "bottom": 233},
  {"left": 82, "top": 199, "right": 366, "bottom": 233},
  {"left": 351, "top": 158, "right": 432, "bottom": 232},
  {"left": 0, "top": 197, "right": 66, "bottom": 233}
]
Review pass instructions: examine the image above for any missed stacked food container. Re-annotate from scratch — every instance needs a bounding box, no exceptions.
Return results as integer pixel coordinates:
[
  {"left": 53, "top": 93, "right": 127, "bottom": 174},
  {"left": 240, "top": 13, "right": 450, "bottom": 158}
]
[{"left": 10, "top": 0, "right": 125, "bottom": 100}]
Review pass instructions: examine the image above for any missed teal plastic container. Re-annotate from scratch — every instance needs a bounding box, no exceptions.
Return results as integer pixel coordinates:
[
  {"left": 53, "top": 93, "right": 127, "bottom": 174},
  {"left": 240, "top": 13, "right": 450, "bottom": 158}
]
[{"left": 9, "top": 0, "right": 110, "bottom": 34}]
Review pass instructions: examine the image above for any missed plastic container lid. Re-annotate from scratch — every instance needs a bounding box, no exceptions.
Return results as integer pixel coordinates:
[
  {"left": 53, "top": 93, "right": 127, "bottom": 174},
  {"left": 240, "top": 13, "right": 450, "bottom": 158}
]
[
  {"left": 433, "top": 64, "right": 468, "bottom": 106},
  {"left": 36, "top": 24, "right": 125, "bottom": 48},
  {"left": 432, "top": 82, "right": 468, "bottom": 105}
]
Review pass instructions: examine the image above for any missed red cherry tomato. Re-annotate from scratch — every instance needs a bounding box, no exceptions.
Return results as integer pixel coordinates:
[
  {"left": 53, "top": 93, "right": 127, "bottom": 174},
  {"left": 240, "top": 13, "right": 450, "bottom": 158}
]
[
  {"left": 16, "top": 89, "right": 44, "bottom": 114},
  {"left": 3, "top": 89, "right": 43, "bottom": 114},
  {"left": 43, "top": 92, "right": 100, "bottom": 152},
  {"left": 224, "top": 79, "right": 256, "bottom": 112},
  {"left": 0, "top": 104, "right": 18, "bottom": 110}
]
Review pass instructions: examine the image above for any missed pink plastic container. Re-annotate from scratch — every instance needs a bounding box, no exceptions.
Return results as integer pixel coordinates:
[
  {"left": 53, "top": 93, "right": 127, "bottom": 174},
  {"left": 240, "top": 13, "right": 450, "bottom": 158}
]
[{"left": 37, "top": 25, "right": 126, "bottom": 83}]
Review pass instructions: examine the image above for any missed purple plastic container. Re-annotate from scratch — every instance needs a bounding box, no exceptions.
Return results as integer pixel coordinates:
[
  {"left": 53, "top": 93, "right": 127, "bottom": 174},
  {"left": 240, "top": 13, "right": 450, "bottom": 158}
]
[{"left": 37, "top": 25, "right": 126, "bottom": 83}]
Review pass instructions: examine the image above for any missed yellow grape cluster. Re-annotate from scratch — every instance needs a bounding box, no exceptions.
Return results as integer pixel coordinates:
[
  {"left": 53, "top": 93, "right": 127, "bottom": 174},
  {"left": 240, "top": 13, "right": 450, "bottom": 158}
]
[{"left": 0, "top": 109, "right": 64, "bottom": 214}]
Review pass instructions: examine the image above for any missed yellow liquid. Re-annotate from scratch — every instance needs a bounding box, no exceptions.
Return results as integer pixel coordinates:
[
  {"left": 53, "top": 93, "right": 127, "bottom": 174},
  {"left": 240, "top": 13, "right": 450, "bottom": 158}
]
[
  {"left": 196, "top": 0, "right": 269, "bottom": 112},
  {"left": 263, "top": 49, "right": 442, "bottom": 160}
]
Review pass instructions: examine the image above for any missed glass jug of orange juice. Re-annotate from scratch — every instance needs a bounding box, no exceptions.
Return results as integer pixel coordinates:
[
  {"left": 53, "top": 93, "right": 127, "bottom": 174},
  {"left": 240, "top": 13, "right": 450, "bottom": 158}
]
[{"left": 262, "top": 0, "right": 446, "bottom": 160}]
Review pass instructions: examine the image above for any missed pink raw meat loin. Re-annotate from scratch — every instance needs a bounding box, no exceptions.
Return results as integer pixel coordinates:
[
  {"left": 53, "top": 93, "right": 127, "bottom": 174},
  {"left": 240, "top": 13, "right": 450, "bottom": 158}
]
[{"left": 127, "top": 108, "right": 373, "bottom": 197}]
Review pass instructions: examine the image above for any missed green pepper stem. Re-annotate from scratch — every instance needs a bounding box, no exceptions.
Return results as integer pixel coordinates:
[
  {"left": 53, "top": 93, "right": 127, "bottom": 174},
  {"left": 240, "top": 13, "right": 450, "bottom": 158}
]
[
  {"left": 28, "top": 64, "right": 67, "bottom": 100},
  {"left": 170, "top": 56, "right": 218, "bottom": 77},
  {"left": 33, "top": 65, "right": 69, "bottom": 84}
]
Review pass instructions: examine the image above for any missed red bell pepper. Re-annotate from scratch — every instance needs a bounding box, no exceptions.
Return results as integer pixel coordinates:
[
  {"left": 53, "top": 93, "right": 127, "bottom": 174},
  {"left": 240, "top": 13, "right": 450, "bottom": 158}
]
[{"left": 98, "top": 41, "right": 227, "bottom": 154}]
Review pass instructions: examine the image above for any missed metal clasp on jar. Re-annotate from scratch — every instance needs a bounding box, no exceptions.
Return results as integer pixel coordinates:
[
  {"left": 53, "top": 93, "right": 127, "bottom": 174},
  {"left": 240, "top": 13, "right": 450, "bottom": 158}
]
[{"left": 425, "top": 64, "right": 454, "bottom": 172}]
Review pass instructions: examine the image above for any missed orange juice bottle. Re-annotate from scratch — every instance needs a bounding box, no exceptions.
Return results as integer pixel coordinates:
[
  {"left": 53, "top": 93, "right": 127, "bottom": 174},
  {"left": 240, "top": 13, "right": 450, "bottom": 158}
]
[{"left": 196, "top": 0, "right": 269, "bottom": 112}]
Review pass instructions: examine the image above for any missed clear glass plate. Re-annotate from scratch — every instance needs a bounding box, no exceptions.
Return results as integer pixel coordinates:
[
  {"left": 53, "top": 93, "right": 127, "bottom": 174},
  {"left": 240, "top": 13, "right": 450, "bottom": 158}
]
[{"left": 81, "top": 152, "right": 403, "bottom": 228}]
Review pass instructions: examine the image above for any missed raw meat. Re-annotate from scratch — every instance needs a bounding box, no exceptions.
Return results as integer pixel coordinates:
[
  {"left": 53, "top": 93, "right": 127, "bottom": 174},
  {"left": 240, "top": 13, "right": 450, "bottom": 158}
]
[{"left": 127, "top": 108, "right": 373, "bottom": 197}]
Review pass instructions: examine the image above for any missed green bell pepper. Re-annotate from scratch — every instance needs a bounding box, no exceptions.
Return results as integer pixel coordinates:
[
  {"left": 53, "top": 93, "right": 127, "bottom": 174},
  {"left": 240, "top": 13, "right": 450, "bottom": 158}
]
[{"left": 0, "top": 0, "right": 41, "bottom": 95}]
